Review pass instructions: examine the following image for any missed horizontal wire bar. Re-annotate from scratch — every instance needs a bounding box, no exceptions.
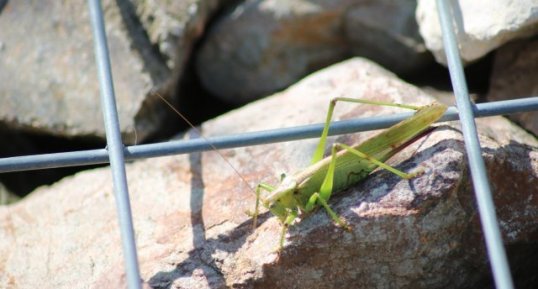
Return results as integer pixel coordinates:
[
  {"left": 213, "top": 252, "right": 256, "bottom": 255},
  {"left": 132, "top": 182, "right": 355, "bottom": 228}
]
[{"left": 0, "top": 96, "right": 537, "bottom": 174}]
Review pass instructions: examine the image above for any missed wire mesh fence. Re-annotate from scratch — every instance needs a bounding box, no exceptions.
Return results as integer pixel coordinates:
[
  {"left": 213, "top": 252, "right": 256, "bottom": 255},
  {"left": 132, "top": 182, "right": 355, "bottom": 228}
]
[{"left": 2, "top": 0, "right": 537, "bottom": 288}]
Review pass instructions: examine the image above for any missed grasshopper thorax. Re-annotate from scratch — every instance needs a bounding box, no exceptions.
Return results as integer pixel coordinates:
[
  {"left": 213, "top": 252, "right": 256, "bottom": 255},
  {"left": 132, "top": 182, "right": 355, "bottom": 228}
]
[
  {"left": 262, "top": 175, "right": 299, "bottom": 220},
  {"left": 265, "top": 175, "right": 297, "bottom": 204}
]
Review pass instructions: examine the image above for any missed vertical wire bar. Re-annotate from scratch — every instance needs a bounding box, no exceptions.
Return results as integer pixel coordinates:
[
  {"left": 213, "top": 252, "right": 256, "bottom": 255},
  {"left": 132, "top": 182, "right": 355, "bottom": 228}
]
[
  {"left": 435, "top": 1, "right": 514, "bottom": 288},
  {"left": 88, "top": 1, "right": 142, "bottom": 288}
]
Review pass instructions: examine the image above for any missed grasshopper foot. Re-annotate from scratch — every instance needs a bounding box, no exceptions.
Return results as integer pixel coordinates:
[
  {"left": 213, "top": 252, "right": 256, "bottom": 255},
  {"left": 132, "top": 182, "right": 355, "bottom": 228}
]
[
  {"left": 404, "top": 167, "right": 426, "bottom": 179},
  {"left": 337, "top": 217, "right": 353, "bottom": 231},
  {"left": 244, "top": 210, "right": 259, "bottom": 230},
  {"left": 273, "top": 249, "right": 283, "bottom": 263}
]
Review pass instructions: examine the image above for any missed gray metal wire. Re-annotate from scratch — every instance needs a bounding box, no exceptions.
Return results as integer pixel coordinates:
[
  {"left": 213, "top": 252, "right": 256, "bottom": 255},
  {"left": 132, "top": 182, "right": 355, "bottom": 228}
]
[
  {"left": 436, "top": 0, "right": 514, "bottom": 288},
  {"left": 1, "top": 1, "right": 535, "bottom": 288},
  {"left": 0, "top": 97, "right": 537, "bottom": 174},
  {"left": 88, "top": 1, "right": 142, "bottom": 288}
]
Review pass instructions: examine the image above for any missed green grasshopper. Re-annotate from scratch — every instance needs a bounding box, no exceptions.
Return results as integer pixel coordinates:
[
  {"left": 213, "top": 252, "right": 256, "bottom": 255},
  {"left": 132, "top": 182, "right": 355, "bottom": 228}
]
[
  {"left": 251, "top": 98, "right": 448, "bottom": 248},
  {"left": 154, "top": 92, "right": 447, "bottom": 249}
]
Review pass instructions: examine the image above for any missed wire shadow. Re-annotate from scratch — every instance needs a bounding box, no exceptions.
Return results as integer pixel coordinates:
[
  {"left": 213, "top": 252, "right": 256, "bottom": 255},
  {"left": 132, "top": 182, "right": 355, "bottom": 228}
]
[
  {"left": 147, "top": 130, "right": 271, "bottom": 289},
  {"left": 148, "top": 126, "right": 454, "bottom": 288},
  {"left": 149, "top": 124, "right": 538, "bottom": 288}
]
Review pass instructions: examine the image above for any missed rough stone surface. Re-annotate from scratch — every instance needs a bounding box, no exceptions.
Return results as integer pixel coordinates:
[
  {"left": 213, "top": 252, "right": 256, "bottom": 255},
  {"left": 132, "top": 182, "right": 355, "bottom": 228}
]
[
  {"left": 130, "top": 0, "right": 225, "bottom": 71},
  {"left": 416, "top": 0, "right": 538, "bottom": 65},
  {"left": 0, "top": 0, "right": 222, "bottom": 143},
  {"left": 0, "top": 0, "right": 166, "bottom": 142},
  {"left": 196, "top": 0, "right": 431, "bottom": 103},
  {"left": 345, "top": 0, "right": 431, "bottom": 74},
  {"left": 487, "top": 38, "right": 538, "bottom": 136},
  {"left": 1, "top": 59, "right": 537, "bottom": 288}
]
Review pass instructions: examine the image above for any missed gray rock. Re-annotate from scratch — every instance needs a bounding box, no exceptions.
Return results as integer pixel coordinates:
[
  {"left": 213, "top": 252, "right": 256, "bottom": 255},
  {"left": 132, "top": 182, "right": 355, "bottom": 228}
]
[
  {"left": 416, "top": 0, "right": 538, "bottom": 65},
  {"left": 1, "top": 58, "right": 536, "bottom": 288},
  {"left": 0, "top": 0, "right": 168, "bottom": 142},
  {"left": 0, "top": 0, "right": 223, "bottom": 143},
  {"left": 129, "top": 0, "right": 225, "bottom": 71},
  {"left": 345, "top": 0, "right": 431, "bottom": 75},
  {"left": 196, "top": 0, "right": 432, "bottom": 104},
  {"left": 487, "top": 38, "right": 538, "bottom": 136}
]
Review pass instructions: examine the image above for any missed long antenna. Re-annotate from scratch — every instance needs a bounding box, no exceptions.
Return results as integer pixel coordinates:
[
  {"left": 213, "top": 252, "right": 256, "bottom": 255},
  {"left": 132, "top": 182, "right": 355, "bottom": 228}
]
[{"left": 152, "top": 91, "right": 257, "bottom": 196}]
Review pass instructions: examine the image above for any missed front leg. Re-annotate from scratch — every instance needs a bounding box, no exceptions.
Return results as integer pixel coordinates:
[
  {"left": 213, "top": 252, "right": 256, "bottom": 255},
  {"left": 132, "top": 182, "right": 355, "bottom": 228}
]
[
  {"left": 278, "top": 210, "right": 298, "bottom": 250},
  {"left": 249, "top": 183, "right": 275, "bottom": 229}
]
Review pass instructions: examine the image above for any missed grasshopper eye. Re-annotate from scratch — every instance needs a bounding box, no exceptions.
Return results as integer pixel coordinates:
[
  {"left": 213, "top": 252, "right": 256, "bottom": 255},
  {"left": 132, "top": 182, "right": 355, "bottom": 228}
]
[{"left": 280, "top": 173, "right": 287, "bottom": 181}]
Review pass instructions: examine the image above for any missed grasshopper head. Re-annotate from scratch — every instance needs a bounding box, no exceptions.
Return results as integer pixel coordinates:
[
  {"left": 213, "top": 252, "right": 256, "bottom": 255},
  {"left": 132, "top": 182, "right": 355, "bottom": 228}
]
[{"left": 264, "top": 175, "right": 298, "bottom": 222}]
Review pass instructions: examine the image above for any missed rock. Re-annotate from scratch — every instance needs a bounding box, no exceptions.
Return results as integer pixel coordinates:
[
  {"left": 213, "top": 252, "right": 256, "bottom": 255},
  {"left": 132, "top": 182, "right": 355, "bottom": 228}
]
[
  {"left": 1, "top": 58, "right": 537, "bottom": 288},
  {"left": 0, "top": 183, "right": 18, "bottom": 206},
  {"left": 0, "top": 0, "right": 223, "bottom": 143},
  {"left": 196, "top": 0, "right": 432, "bottom": 104},
  {"left": 416, "top": 0, "right": 538, "bottom": 65},
  {"left": 129, "top": 0, "right": 224, "bottom": 71},
  {"left": 487, "top": 38, "right": 538, "bottom": 136},
  {"left": 126, "top": 0, "right": 234, "bottom": 135},
  {"left": 345, "top": 0, "right": 431, "bottom": 75},
  {"left": 0, "top": 0, "right": 164, "bottom": 142}
]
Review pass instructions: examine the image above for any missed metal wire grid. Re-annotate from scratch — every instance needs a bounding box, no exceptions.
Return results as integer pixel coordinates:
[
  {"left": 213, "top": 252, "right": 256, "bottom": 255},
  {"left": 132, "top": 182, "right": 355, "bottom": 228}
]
[
  {"left": 1, "top": 97, "right": 538, "bottom": 173},
  {"left": 1, "top": 0, "right": 536, "bottom": 288}
]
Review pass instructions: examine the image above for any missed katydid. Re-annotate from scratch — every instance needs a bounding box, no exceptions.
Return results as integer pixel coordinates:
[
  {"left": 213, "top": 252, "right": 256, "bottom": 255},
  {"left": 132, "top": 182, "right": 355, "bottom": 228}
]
[
  {"left": 154, "top": 91, "right": 447, "bottom": 249},
  {"left": 251, "top": 98, "right": 448, "bottom": 249}
]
